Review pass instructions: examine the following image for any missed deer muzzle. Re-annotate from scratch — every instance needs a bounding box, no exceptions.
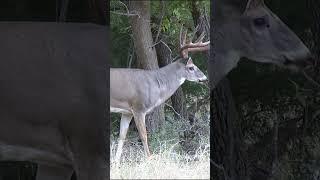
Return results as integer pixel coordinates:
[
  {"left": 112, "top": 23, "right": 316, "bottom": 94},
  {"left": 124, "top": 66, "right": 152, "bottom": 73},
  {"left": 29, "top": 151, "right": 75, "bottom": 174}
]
[{"left": 283, "top": 52, "right": 315, "bottom": 69}]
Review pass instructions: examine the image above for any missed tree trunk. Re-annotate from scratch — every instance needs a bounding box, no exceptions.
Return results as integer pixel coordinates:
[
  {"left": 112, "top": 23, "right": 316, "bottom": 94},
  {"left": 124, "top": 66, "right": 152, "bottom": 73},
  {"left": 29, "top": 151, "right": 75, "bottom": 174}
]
[
  {"left": 211, "top": 78, "right": 248, "bottom": 180},
  {"left": 57, "top": 0, "right": 69, "bottom": 22},
  {"left": 88, "top": 0, "right": 107, "bottom": 25},
  {"left": 128, "top": 0, "right": 165, "bottom": 133},
  {"left": 190, "top": 0, "right": 210, "bottom": 120},
  {"left": 155, "top": 40, "right": 189, "bottom": 121},
  {"left": 308, "top": 0, "right": 320, "bottom": 60}
]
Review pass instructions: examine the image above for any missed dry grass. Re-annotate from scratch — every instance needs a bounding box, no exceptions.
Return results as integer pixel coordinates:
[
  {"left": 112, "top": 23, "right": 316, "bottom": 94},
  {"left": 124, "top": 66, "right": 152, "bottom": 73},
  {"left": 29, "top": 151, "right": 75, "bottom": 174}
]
[{"left": 110, "top": 138, "right": 210, "bottom": 179}]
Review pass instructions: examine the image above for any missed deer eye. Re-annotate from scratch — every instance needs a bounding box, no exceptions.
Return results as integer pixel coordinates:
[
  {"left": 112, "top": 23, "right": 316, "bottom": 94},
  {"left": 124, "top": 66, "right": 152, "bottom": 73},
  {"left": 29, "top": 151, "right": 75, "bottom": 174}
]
[
  {"left": 188, "top": 67, "right": 194, "bottom": 71},
  {"left": 253, "top": 17, "right": 268, "bottom": 27}
]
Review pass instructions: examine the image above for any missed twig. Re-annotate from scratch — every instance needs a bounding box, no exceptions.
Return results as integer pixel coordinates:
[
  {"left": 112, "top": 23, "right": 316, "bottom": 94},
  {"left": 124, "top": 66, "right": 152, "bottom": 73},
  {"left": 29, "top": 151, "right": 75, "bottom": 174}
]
[
  {"left": 210, "top": 159, "right": 228, "bottom": 180},
  {"left": 110, "top": 11, "right": 140, "bottom": 17},
  {"left": 149, "top": 40, "right": 173, "bottom": 64},
  {"left": 149, "top": 40, "right": 163, "bottom": 48},
  {"left": 111, "top": 1, "right": 140, "bottom": 17},
  {"left": 165, "top": 103, "right": 184, "bottom": 120},
  {"left": 302, "top": 70, "right": 320, "bottom": 88}
]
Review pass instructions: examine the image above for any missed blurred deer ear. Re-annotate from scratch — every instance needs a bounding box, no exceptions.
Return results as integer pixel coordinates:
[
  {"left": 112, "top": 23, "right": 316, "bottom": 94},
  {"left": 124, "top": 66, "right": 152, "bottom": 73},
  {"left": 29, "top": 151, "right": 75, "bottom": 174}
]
[
  {"left": 187, "top": 58, "right": 193, "bottom": 65},
  {"left": 245, "top": 0, "right": 265, "bottom": 12}
]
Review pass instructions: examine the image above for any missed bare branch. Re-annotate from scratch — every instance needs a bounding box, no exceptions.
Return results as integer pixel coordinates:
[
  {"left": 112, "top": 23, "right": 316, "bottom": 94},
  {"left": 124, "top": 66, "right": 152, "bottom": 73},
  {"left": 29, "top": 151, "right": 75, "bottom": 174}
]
[
  {"left": 110, "top": 11, "right": 140, "bottom": 17},
  {"left": 111, "top": 1, "right": 140, "bottom": 17},
  {"left": 165, "top": 103, "right": 186, "bottom": 121},
  {"left": 210, "top": 159, "right": 228, "bottom": 180},
  {"left": 302, "top": 70, "right": 320, "bottom": 88}
]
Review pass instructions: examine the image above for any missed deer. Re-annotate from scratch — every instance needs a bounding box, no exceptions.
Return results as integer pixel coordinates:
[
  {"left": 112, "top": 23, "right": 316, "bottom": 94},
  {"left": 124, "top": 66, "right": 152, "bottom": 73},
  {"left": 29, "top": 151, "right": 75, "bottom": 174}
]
[
  {"left": 110, "top": 28, "right": 210, "bottom": 163},
  {"left": 0, "top": 22, "right": 108, "bottom": 180},
  {"left": 209, "top": 0, "right": 313, "bottom": 88},
  {"left": 209, "top": 0, "right": 314, "bottom": 179}
]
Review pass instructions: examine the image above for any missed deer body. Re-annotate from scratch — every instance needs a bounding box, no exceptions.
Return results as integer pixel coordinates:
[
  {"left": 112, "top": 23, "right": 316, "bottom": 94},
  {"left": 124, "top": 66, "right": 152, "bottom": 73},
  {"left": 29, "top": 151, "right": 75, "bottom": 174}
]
[
  {"left": 111, "top": 62, "right": 188, "bottom": 114},
  {"left": 111, "top": 59, "right": 207, "bottom": 163}
]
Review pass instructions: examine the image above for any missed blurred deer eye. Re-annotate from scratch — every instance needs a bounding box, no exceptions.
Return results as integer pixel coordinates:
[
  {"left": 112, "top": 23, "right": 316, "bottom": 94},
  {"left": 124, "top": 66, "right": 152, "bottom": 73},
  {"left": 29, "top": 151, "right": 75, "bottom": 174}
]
[
  {"left": 188, "top": 67, "right": 194, "bottom": 71},
  {"left": 253, "top": 17, "right": 268, "bottom": 27}
]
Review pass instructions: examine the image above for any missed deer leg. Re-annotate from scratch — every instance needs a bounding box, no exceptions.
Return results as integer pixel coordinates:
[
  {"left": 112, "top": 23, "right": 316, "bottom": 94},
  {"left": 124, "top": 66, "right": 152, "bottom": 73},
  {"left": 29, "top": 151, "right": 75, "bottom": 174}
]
[
  {"left": 133, "top": 113, "right": 151, "bottom": 157},
  {"left": 115, "top": 113, "right": 133, "bottom": 163}
]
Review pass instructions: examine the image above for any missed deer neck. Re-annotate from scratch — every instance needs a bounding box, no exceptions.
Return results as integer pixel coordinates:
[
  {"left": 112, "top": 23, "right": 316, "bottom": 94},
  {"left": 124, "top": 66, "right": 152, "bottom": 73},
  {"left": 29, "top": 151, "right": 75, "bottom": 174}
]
[
  {"left": 154, "top": 62, "right": 186, "bottom": 99},
  {"left": 208, "top": 24, "right": 241, "bottom": 89},
  {"left": 209, "top": 0, "right": 243, "bottom": 89}
]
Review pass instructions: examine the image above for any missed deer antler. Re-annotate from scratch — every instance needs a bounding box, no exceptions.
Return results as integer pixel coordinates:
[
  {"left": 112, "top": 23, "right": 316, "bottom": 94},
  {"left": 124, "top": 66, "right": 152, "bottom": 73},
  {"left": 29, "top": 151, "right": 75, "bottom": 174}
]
[{"left": 179, "top": 25, "right": 210, "bottom": 59}]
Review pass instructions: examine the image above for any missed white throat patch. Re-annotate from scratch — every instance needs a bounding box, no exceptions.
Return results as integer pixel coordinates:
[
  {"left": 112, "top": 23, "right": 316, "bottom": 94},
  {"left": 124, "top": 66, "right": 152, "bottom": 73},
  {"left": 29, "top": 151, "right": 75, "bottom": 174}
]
[{"left": 179, "top": 77, "right": 186, "bottom": 85}]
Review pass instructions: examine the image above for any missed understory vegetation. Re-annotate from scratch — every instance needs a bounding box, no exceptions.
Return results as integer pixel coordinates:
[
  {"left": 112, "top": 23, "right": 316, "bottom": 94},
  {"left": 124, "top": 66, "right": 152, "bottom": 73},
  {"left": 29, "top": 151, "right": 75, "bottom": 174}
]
[{"left": 110, "top": 107, "right": 210, "bottom": 179}]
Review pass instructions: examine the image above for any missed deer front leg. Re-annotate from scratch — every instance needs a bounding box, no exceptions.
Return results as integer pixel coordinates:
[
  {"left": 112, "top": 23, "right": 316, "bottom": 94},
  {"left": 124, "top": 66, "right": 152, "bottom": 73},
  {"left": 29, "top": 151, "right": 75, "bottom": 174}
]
[
  {"left": 133, "top": 113, "right": 151, "bottom": 158},
  {"left": 115, "top": 113, "right": 133, "bottom": 164}
]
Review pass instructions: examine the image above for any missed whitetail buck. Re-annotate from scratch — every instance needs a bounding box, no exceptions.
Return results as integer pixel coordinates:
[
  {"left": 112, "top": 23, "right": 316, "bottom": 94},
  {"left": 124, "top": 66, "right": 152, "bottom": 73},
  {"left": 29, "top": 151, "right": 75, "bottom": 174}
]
[
  {"left": 209, "top": 0, "right": 313, "bottom": 88},
  {"left": 111, "top": 29, "right": 209, "bottom": 163}
]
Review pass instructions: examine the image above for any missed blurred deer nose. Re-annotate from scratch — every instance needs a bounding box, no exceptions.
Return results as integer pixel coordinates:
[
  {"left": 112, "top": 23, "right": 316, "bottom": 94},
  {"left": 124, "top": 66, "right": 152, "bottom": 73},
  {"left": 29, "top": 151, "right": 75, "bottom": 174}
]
[
  {"left": 199, "top": 75, "right": 208, "bottom": 82},
  {"left": 292, "top": 52, "right": 315, "bottom": 68}
]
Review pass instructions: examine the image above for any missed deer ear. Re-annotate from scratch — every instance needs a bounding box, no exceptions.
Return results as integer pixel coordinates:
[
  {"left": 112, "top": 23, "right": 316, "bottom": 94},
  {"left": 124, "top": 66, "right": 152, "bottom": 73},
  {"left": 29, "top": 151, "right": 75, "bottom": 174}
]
[
  {"left": 187, "top": 58, "right": 193, "bottom": 65},
  {"left": 245, "top": 0, "right": 265, "bottom": 11}
]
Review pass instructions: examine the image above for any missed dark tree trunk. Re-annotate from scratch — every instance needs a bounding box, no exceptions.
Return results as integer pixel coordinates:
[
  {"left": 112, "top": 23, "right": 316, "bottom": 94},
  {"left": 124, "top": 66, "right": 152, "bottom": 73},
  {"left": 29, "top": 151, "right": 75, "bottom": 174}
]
[
  {"left": 308, "top": 0, "right": 320, "bottom": 60},
  {"left": 57, "top": 0, "right": 70, "bottom": 22},
  {"left": 211, "top": 78, "right": 248, "bottom": 180},
  {"left": 87, "top": 0, "right": 107, "bottom": 25},
  {"left": 128, "top": 0, "right": 165, "bottom": 133},
  {"left": 155, "top": 40, "right": 189, "bottom": 121},
  {"left": 190, "top": 0, "right": 210, "bottom": 120}
]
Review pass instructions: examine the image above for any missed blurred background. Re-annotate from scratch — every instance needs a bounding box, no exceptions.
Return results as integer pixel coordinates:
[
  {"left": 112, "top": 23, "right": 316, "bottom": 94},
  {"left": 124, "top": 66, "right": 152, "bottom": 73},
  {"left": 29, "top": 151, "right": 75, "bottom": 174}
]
[{"left": 211, "top": 0, "right": 320, "bottom": 179}]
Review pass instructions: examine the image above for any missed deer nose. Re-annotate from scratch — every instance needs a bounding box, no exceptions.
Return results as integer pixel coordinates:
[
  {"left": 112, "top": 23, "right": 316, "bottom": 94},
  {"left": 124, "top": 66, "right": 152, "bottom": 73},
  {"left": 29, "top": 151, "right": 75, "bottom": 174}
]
[
  {"left": 285, "top": 52, "right": 315, "bottom": 68},
  {"left": 199, "top": 75, "right": 208, "bottom": 82}
]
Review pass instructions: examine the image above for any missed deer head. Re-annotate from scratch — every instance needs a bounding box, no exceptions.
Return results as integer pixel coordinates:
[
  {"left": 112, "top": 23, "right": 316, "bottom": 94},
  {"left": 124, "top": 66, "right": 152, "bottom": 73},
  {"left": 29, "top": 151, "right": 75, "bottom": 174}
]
[
  {"left": 210, "top": 0, "right": 313, "bottom": 88},
  {"left": 177, "top": 58, "right": 207, "bottom": 84},
  {"left": 178, "top": 27, "right": 209, "bottom": 84}
]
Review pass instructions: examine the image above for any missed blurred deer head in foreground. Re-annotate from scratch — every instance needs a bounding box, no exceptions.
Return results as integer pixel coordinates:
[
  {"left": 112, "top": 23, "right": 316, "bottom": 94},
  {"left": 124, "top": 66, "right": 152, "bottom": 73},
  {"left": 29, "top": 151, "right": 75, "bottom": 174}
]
[{"left": 209, "top": 0, "right": 313, "bottom": 88}]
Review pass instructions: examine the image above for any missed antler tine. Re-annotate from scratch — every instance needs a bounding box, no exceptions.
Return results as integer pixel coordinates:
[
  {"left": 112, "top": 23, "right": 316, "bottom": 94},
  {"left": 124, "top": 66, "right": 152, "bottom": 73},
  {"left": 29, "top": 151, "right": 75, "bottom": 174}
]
[
  {"left": 179, "top": 25, "right": 187, "bottom": 47},
  {"left": 179, "top": 25, "right": 210, "bottom": 58},
  {"left": 179, "top": 25, "right": 183, "bottom": 47},
  {"left": 179, "top": 25, "right": 189, "bottom": 58},
  {"left": 195, "top": 31, "right": 206, "bottom": 43},
  {"left": 182, "top": 29, "right": 187, "bottom": 46},
  {"left": 190, "top": 24, "right": 200, "bottom": 42}
]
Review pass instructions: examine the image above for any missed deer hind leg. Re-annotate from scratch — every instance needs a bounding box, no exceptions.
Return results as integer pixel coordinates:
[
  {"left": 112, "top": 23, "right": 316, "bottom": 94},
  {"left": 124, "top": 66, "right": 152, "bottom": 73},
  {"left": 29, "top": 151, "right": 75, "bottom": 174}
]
[
  {"left": 133, "top": 113, "right": 151, "bottom": 158},
  {"left": 115, "top": 113, "right": 133, "bottom": 164}
]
